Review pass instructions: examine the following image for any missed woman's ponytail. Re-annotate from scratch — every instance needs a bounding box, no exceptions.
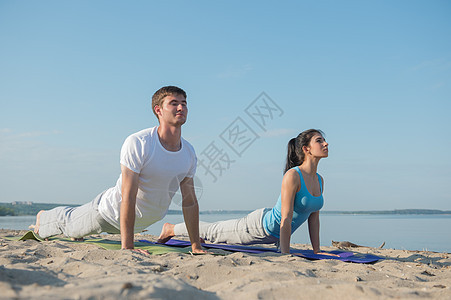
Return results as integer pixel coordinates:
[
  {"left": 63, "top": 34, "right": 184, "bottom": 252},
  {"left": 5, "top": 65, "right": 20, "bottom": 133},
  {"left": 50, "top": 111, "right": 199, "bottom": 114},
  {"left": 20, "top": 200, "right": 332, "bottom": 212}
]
[{"left": 284, "top": 138, "right": 300, "bottom": 173}]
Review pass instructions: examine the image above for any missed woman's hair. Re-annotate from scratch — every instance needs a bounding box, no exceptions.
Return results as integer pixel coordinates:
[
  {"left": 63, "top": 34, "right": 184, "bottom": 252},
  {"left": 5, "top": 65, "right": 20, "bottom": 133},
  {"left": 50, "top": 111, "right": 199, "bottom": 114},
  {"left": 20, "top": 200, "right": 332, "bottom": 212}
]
[{"left": 284, "top": 129, "right": 325, "bottom": 173}]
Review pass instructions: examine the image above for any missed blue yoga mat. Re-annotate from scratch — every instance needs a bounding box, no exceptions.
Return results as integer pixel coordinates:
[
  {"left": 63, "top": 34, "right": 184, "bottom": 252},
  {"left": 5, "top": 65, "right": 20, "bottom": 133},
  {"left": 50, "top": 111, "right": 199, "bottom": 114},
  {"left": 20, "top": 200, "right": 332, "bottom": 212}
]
[{"left": 138, "top": 239, "right": 381, "bottom": 263}]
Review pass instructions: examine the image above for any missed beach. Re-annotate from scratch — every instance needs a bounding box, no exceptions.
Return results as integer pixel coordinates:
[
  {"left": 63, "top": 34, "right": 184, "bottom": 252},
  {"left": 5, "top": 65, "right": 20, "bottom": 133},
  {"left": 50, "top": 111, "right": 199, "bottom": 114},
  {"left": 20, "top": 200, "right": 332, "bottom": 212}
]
[{"left": 0, "top": 229, "right": 449, "bottom": 299}]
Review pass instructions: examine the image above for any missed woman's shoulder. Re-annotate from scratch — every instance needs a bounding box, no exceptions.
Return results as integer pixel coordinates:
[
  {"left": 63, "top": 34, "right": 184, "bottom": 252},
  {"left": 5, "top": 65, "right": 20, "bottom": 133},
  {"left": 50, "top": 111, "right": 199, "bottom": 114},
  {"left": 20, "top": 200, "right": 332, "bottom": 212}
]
[
  {"left": 282, "top": 168, "right": 301, "bottom": 185},
  {"left": 284, "top": 166, "right": 300, "bottom": 175}
]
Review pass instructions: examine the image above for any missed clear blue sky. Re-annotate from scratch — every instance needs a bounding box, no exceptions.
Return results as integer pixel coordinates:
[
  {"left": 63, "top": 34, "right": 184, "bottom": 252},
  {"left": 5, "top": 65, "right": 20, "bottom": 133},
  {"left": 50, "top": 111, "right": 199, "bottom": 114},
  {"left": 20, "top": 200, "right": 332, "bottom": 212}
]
[{"left": 1, "top": 0, "right": 450, "bottom": 211}]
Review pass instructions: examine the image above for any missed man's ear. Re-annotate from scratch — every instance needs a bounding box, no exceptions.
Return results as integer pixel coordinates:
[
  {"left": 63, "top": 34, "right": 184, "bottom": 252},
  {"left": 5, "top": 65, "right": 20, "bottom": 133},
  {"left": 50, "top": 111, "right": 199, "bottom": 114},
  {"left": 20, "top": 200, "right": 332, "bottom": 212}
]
[{"left": 154, "top": 105, "right": 161, "bottom": 117}]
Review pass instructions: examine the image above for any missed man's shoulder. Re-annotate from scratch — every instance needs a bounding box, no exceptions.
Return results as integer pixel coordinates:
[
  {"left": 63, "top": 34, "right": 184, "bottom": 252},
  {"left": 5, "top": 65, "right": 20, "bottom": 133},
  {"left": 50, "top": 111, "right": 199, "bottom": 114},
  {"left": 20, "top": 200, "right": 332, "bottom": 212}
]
[
  {"left": 181, "top": 137, "right": 196, "bottom": 154},
  {"left": 126, "top": 126, "right": 158, "bottom": 142},
  {"left": 121, "top": 127, "right": 158, "bottom": 153}
]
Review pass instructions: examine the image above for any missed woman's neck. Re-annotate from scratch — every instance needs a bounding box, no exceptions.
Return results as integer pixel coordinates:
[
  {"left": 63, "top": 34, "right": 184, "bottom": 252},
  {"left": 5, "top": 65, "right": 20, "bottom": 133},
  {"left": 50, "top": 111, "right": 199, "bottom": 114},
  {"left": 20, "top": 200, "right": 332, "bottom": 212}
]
[{"left": 299, "top": 158, "right": 320, "bottom": 175}]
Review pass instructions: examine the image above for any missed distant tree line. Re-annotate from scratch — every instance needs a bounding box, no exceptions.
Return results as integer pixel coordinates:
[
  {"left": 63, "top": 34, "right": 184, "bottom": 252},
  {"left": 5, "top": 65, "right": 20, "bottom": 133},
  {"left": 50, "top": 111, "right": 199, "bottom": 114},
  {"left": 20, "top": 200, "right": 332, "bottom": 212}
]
[
  {"left": 0, "top": 203, "right": 77, "bottom": 216},
  {"left": 0, "top": 206, "right": 15, "bottom": 216}
]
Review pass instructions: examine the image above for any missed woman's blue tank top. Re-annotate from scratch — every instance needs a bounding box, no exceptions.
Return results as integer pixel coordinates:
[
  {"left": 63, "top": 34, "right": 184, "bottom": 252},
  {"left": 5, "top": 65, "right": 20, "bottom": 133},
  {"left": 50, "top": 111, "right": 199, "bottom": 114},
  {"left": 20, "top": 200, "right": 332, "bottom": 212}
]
[{"left": 262, "top": 166, "right": 324, "bottom": 238}]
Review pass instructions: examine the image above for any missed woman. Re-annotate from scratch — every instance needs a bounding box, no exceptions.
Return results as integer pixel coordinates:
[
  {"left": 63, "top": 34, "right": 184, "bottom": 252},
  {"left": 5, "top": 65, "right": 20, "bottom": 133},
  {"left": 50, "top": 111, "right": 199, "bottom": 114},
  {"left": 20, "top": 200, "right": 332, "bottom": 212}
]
[{"left": 159, "top": 129, "right": 332, "bottom": 254}]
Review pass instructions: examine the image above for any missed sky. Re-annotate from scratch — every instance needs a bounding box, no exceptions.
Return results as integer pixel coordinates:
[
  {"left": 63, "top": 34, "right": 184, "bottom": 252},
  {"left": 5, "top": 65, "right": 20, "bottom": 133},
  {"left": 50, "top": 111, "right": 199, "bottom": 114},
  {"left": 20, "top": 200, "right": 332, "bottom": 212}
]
[{"left": 0, "top": 0, "right": 450, "bottom": 211}]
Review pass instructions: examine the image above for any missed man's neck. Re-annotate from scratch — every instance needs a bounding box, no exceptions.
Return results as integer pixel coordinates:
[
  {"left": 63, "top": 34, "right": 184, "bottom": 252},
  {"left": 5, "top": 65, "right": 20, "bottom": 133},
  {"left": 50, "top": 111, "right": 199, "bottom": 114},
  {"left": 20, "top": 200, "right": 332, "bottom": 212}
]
[{"left": 157, "top": 123, "right": 182, "bottom": 151}]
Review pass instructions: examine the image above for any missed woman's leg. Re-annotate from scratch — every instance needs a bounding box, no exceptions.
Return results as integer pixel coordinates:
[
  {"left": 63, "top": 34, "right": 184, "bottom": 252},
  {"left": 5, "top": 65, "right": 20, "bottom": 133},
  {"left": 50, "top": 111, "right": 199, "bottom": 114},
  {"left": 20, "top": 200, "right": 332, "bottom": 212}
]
[{"left": 173, "top": 208, "right": 277, "bottom": 245}]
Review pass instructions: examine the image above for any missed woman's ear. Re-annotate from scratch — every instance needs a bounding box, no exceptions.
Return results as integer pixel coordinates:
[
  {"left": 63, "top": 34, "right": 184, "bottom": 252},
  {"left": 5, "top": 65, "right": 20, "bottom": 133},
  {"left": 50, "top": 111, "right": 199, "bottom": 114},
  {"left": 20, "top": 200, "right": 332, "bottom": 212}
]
[{"left": 302, "top": 145, "right": 310, "bottom": 155}]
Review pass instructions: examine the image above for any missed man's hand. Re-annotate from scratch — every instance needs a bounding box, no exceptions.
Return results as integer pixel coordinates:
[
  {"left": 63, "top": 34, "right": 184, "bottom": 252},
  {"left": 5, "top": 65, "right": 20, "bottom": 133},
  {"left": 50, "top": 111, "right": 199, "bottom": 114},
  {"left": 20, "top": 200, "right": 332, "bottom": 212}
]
[
  {"left": 122, "top": 247, "right": 150, "bottom": 255},
  {"left": 190, "top": 240, "right": 210, "bottom": 254},
  {"left": 191, "top": 248, "right": 210, "bottom": 254},
  {"left": 190, "top": 243, "right": 210, "bottom": 254}
]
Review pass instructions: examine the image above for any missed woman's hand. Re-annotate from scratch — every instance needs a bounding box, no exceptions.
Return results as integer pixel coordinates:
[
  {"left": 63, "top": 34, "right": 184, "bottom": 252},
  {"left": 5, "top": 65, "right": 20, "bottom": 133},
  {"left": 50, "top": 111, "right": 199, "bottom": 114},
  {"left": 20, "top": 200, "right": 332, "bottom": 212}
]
[{"left": 314, "top": 251, "right": 340, "bottom": 257}]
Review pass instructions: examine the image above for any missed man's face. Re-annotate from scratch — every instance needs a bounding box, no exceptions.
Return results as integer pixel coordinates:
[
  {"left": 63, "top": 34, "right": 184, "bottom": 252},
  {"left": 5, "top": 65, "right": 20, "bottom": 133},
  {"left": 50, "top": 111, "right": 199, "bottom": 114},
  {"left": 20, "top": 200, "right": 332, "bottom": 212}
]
[{"left": 155, "top": 94, "right": 187, "bottom": 126}]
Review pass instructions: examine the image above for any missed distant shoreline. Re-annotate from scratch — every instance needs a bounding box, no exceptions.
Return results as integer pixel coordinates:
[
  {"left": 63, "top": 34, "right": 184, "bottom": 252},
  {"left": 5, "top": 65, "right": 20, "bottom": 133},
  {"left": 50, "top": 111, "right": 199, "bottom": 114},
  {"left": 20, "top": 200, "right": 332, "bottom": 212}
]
[
  {"left": 1, "top": 202, "right": 450, "bottom": 216},
  {"left": 196, "top": 209, "right": 451, "bottom": 216}
]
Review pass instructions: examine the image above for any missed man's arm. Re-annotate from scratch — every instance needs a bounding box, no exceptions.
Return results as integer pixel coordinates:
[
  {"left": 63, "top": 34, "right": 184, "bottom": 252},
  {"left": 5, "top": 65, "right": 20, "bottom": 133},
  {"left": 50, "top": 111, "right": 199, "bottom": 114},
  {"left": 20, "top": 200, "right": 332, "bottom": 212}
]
[
  {"left": 120, "top": 165, "right": 139, "bottom": 250},
  {"left": 180, "top": 177, "right": 206, "bottom": 253}
]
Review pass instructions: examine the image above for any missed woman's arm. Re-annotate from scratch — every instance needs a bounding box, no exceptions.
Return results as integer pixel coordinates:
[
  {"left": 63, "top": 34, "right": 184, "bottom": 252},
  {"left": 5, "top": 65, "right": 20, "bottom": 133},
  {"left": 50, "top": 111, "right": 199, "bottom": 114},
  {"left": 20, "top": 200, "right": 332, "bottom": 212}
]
[
  {"left": 308, "top": 211, "right": 338, "bottom": 256},
  {"left": 307, "top": 177, "right": 338, "bottom": 256},
  {"left": 308, "top": 211, "right": 321, "bottom": 253},
  {"left": 279, "top": 170, "right": 300, "bottom": 254}
]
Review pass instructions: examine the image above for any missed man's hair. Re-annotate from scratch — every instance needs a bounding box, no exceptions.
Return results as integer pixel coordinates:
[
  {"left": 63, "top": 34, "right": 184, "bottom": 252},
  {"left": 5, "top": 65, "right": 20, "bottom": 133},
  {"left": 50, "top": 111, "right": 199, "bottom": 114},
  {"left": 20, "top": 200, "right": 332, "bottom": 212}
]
[{"left": 151, "top": 86, "right": 187, "bottom": 119}]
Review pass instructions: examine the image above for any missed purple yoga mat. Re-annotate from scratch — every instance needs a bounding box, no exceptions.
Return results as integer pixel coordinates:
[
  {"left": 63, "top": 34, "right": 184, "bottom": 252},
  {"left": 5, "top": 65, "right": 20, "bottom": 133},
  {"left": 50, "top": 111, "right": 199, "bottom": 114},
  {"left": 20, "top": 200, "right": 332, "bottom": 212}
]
[{"left": 138, "top": 239, "right": 381, "bottom": 263}]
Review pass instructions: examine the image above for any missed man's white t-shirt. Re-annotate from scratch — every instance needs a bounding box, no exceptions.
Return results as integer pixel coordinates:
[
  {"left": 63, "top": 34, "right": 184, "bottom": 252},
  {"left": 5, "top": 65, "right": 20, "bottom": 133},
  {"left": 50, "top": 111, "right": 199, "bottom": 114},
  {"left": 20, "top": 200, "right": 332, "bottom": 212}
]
[{"left": 98, "top": 126, "right": 197, "bottom": 232}]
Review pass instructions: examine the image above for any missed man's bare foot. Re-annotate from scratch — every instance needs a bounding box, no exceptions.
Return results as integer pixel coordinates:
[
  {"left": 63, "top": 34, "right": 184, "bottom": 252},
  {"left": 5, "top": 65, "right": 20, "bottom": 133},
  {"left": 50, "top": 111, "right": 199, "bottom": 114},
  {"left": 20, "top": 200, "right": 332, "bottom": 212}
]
[
  {"left": 30, "top": 210, "right": 44, "bottom": 235},
  {"left": 71, "top": 237, "right": 85, "bottom": 241},
  {"left": 157, "top": 223, "right": 175, "bottom": 244}
]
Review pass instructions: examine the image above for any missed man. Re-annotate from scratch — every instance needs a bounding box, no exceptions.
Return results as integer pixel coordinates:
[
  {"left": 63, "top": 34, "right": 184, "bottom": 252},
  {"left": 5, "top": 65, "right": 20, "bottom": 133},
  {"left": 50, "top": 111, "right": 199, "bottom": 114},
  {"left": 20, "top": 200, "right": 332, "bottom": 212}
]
[{"left": 32, "top": 86, "right": 205, "bottom": 254}]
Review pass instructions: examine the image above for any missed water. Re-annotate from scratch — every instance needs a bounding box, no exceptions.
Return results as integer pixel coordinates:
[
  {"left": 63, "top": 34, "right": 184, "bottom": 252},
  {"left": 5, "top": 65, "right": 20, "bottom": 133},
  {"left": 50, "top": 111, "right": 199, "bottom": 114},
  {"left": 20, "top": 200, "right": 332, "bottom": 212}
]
[{"left": 1, "top": 213, "right": 450, "bottom": 253}]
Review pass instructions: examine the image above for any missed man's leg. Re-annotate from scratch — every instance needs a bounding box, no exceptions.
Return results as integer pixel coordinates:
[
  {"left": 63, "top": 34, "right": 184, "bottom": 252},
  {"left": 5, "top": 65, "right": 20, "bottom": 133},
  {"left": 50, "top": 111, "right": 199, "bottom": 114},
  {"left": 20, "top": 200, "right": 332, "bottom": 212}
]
[{"left": 36, "top": 191, "right": 119, "bottom": 238}]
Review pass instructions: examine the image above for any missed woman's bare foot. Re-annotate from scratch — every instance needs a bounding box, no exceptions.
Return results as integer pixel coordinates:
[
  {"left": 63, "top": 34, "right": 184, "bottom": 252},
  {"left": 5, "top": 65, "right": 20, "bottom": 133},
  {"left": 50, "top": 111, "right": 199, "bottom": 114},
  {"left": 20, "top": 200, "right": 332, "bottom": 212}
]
[
  {"left": 29, "top": 210, "right": 44, "bottom": 234},
  {"left": 157, "top": 223, "right": 175, "bottom": 243}
]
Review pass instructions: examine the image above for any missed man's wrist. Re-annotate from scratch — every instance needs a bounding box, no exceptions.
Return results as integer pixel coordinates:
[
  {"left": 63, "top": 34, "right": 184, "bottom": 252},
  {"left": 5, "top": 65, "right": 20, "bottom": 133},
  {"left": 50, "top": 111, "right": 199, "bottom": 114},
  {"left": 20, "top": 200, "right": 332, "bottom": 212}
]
[
  {"left": 121, "top": 240, "right": 135, "bottom": 250},
  {"left": 191, "top": 241, "right": 202, "bottom": 249}
]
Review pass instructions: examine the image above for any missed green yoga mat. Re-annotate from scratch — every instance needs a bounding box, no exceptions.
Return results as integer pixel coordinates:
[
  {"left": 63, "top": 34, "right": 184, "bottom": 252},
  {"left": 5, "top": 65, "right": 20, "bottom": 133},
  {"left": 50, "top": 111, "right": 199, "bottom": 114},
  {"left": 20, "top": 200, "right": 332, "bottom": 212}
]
[{"left": 3, "top": 231, "right": 190, "bottom": 255}]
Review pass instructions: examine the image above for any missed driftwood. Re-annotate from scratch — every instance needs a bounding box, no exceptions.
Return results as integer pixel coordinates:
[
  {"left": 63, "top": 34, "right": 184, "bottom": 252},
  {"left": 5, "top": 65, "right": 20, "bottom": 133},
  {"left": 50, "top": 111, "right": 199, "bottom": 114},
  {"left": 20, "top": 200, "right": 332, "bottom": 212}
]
[{"left": 332, "top": 240, "right": 385, "bottom": 249}]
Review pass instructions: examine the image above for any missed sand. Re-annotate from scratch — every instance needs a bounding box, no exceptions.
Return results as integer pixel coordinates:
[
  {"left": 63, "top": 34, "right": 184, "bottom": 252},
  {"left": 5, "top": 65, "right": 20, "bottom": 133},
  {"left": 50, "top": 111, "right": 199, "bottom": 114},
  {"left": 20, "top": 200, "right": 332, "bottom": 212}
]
[{"left": 0, "top": 229, "right": 449, "bottom": 299}]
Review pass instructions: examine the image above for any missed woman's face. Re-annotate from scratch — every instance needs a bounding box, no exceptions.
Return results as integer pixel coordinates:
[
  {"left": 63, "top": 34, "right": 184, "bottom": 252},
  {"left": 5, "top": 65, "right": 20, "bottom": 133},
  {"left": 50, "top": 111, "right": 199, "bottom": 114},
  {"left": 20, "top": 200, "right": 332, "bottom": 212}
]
[{"left": 306, "top": 134, "right": 329, "bottom": 158}]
